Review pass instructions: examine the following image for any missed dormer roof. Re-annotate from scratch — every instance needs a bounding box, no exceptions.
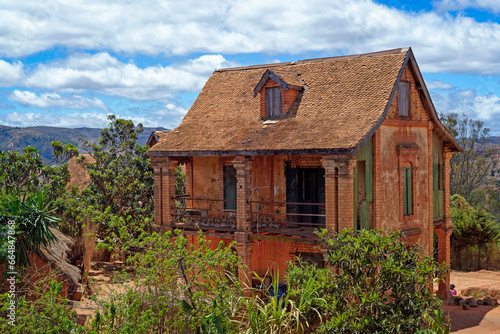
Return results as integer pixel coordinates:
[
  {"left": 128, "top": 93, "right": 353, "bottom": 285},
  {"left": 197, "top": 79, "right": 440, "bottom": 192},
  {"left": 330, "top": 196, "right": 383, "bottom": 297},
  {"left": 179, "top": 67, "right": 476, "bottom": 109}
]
[{"left": 253, "top": 69, "right": 304, "bottom": 97}]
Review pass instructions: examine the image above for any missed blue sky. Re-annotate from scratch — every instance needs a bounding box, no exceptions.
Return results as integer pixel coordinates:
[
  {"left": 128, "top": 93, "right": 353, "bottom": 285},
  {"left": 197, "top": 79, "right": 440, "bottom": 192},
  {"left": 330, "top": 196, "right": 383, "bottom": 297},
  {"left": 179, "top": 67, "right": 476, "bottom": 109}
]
[{"left": 1, "top": 0, "right": 500, "bottom": 135}]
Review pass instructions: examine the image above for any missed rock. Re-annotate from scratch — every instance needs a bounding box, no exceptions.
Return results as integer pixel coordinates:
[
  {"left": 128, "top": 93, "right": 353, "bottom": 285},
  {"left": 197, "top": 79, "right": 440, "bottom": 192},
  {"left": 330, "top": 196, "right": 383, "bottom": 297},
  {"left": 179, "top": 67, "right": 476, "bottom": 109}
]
[
  {"left": 465, "top": 297, "right": 476, "bottom": 305},
  {"left": 453, "top": 296, "right": 463, "bottom": 305},
  {"left": 459, "top": 300, "right": 467, "bottom": 306},
  {"left": 484, "top": 296, "right": 491, "bottom": 304},
  {"left": 477, "top": 299, "right": 484, "bottom": 305},
  {"left": 462, "top": 304, "right": 470, "bottom": 310},
  {"left": 488, "top": 299, "right": 497, "bottom": 306}
]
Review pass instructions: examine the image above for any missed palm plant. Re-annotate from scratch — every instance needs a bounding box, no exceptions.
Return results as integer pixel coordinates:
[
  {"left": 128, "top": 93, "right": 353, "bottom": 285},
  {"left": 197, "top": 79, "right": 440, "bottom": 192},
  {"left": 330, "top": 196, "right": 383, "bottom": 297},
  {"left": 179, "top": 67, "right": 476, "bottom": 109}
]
[{"left": 1, "top": 189, "right": 61, "bottom": 266}]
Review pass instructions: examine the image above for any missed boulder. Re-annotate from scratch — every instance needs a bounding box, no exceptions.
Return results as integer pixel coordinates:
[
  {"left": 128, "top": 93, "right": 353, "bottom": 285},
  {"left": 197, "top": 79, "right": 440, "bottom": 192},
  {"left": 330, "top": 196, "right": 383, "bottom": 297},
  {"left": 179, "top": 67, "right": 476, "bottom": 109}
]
[
  {"left": 487, "top": 299, "right": 497, "bottom": 306},
  {"left": 462, "top": 304, "right": 470, "bottom": 310},
  {"left": 477, "top": 299, "right": 484, "bottom": 305}
]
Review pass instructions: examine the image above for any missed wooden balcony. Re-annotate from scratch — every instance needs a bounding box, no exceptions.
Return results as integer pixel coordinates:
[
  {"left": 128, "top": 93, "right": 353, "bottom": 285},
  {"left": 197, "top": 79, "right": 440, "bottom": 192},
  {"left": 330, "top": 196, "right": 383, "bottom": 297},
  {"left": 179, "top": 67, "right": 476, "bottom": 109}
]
[{"left": 172, "top": 196, "right": 325, "bottom": 243}]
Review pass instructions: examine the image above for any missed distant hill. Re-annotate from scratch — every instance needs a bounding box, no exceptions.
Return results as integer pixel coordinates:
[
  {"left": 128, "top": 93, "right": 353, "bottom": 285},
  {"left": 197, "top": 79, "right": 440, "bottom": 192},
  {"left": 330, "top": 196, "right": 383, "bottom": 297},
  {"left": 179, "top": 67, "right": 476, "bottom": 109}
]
[{"left": 0, "top": 125, "right": 168, "bottom": 163}]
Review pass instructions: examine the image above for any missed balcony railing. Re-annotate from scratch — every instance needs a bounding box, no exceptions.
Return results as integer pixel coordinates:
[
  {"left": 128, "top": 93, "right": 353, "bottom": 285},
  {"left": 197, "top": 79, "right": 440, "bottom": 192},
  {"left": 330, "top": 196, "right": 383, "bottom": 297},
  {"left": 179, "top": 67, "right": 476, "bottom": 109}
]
[
  {"left": 172, "top": 196, "right": 237, "bottom": 231},
  {"left": 172, "top": 195, "right": 325, "bottom": 238}
]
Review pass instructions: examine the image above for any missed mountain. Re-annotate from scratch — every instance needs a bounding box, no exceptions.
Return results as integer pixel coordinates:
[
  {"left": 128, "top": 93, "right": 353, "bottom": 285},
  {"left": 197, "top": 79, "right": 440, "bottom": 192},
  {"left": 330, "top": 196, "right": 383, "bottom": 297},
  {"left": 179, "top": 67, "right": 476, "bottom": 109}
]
[{"left": 0, "top": 125, "right": 168, "bottom": 163}]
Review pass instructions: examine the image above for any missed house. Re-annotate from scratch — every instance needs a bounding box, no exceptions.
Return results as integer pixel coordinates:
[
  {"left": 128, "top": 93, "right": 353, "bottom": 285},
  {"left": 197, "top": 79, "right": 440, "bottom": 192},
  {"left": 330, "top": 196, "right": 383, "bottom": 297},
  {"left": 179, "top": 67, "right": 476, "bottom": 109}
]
[
  {"left": 147, "top": 47, "right": 461, "bottom": 299},
  {"left": 147, "top": 130, "right": 171, "bottom": 148}
]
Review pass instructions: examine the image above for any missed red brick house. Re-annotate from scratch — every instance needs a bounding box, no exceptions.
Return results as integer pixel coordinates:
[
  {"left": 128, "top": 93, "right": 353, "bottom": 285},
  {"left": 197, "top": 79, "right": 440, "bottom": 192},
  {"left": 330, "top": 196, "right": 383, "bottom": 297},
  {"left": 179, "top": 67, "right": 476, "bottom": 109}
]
[{"left": 148, "top": 47, "right": 460, "bottom": 298}]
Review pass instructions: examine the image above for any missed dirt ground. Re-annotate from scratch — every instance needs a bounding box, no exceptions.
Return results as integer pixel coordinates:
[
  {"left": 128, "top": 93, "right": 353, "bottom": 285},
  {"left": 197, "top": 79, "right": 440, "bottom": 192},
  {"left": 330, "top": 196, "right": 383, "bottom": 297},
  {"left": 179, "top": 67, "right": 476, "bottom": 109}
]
[{"left": 443, "top": 270, "right": 500, "bottom": 333}]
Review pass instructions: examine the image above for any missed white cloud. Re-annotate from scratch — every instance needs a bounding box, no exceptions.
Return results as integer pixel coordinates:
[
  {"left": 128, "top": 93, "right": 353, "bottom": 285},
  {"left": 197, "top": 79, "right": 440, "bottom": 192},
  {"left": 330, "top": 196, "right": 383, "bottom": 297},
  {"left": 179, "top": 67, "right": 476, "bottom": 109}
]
[
  {"left": 1, "top": 0, "right": 500, "bottom": 74},
  {"left": 0, "top": 111, "right": 112, "bottom": 128},
  {"left": 9, "top": 90, "right": 108, "bottom": 110},
  {"left": 427, "top": 80, "right": 455, "bottom": 90},
  {"left": 432, "top": 89, "right": 500, "bottom": 135},
  {"left": 433, "top": 0, "right": 500, "bottom": 13},
  {"left": 0, "top": 102, "right": 188, "bottom": 129},
  {"left": 0, "top": 60, "right": 23, "bottom": 86},
  {"left": 22, "top": 53, "right": 234, "bottom": 100}
]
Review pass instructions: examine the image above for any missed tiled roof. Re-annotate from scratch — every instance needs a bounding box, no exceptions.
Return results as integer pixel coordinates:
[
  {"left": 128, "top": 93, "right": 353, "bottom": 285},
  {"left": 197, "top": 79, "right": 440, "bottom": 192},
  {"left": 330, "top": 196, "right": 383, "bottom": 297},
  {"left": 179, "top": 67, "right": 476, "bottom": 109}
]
[
  {"left": 149, "top": 48, "right": 409, "bottom": 155},
  {"left": 154, "top": 130, "right": 170, "bottom": 140}
]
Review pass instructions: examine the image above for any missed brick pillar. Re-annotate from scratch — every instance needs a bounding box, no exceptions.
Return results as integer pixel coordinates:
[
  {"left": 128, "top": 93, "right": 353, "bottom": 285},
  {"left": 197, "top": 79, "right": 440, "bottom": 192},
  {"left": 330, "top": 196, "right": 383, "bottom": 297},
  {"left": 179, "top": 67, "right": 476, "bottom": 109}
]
[
  {"left": 232, "top": 157, "right": 253, "bottom": 233},
  {"left": 372, "top": 129, "right": 382, "bottom": 230},
  {"left": 151, "top": 158, "right": 177, "bottom": 228},
  {"left": 435, "top": 225, "right": 453, "bottom": 299},
  {"left": 428, "top": 122, "right": 435, "bottom": 257},
  {"left": 235, "top": 232, "right": 254, "bottom": 290},
  {"left": 321, "top": 157, "right": 338, "bottom": 231},
  {"left": 436, "top": 147, "right": 454, "bottom": 299},
  {"left": 232, "top": 157, "right": 254, "bottom": 291},
  {"left": 322, "top": 156, "right": 356, "bottom": 231}
]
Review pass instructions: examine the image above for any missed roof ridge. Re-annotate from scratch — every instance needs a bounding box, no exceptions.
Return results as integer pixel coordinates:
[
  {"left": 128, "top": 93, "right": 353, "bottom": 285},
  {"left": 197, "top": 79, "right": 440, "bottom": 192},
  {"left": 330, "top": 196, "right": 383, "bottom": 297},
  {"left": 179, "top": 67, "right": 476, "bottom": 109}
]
[{"left": 215, "top": 47, "right": 409, "bottom": 72}]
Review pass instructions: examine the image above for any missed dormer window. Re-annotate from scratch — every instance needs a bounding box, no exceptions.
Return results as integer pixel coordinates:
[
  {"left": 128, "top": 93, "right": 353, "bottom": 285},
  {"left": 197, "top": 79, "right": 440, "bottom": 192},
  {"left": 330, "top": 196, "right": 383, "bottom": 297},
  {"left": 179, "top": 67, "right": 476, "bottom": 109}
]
[
  {"left": 254, "top": 69, "right": 305, "bottom": 120},
  {"left": 398, "top": 81, "right": 410, "bottom": 117},
  {"left": 266, "top": 87, "right": 282, "bottom": 118}
]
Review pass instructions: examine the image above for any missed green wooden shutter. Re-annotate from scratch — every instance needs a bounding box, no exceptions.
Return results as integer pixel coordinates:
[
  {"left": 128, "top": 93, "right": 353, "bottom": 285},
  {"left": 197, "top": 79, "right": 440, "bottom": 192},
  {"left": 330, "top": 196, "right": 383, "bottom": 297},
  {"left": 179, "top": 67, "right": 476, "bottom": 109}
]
[
  {"left": 407, "top": 168, "right": 413, "bottom": 215},
  {"left": 403, "top": 168, "right": 408, "bottom": 216},
  {"left": 439, "top": 164, "right": 443, "bottom": 190},
  {"left": 433, "top": 164, "right": 438, "bottom": 191},
  {"left": 403, "top": 167, "right": 413, "bottom": 216}
]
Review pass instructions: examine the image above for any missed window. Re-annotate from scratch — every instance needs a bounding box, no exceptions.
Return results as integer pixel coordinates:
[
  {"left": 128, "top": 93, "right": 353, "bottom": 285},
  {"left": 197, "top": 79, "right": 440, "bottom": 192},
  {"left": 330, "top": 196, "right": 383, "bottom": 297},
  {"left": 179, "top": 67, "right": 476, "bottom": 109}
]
[
  {"left": 223, "top": 165, "right": 237, "bottom": 210},
  {"left": 398, "top": 81, "right": 410, "bottom": 117},
  {"left": 402, "top": 167, "right": 413, "bottom": 216},
  {"left": 265, "top": 87, "right": 282, "bottom": 118}
]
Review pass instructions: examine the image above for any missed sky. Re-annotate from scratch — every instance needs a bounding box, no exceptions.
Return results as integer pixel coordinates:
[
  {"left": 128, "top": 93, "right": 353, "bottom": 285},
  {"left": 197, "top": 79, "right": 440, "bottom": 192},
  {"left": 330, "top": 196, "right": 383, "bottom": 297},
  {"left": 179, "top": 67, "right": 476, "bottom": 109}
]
[{"left": 1, "top": 0, "right": 500, "bottom": 135}]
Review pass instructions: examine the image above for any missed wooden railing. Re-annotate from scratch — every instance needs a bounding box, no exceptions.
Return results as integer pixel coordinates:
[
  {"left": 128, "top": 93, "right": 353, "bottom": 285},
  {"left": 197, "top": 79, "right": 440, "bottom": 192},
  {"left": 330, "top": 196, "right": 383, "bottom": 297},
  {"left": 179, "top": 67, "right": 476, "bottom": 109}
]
[
  {"left": 172, "top": 195, "right": 326, "bottom": 234},
  {"left": 248, "top": 200, "right": 326, "bottom": 231}
]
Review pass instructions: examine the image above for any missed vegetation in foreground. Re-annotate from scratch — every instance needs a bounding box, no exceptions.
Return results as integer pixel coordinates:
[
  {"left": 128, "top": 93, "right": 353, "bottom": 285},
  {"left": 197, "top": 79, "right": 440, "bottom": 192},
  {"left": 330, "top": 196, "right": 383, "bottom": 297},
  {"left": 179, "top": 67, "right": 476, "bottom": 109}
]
[{"left": 0, "top": 229, "right": 449, "bottom": 333}]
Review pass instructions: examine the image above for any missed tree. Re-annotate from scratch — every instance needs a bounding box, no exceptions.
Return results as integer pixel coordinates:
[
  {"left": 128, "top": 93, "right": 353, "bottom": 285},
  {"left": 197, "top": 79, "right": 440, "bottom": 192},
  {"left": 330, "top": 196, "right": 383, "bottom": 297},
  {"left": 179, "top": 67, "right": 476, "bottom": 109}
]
[
  {"left": 440, "top": 113, "right": 496, "bottom": 200},
  {"left": 0, "top": 143, "right": 77, "bottom": 199},
  {"left": 77, "top": 115, "right": 155, "bottom": 249},
  {"left": 450, "top": 194, "right": 500, "bottom": 271}
]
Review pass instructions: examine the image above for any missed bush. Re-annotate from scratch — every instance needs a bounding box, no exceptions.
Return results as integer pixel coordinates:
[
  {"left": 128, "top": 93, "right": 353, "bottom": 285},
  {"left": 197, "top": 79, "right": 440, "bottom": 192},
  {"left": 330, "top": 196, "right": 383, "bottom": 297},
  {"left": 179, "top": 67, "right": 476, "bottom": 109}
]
[
  {"left": 84, "top": 230, "right": 242, "bottom": 333},
  {"left": 0, "top": 278, "right": 78, "bottom": 334},
  {"left": 287, "top": 229, "right": 450, "bottom": 334}
]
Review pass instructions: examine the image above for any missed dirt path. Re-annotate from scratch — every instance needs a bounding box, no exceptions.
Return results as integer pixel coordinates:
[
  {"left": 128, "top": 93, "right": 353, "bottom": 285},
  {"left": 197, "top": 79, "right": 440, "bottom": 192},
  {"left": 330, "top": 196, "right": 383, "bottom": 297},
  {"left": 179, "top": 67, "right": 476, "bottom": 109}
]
[
  {"left": 73, "top": 261, "right": 135, "bottom": 324},
  {"left": 445, "top": 270, "right": 500, "bottom": 333}
]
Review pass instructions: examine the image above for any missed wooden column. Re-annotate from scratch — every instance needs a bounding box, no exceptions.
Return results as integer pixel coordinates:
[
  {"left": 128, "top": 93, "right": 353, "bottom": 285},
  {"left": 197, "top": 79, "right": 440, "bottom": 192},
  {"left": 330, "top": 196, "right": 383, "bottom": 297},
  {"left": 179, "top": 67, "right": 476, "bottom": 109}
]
[
  {"left": 151, "top": 158, "right": 177, "bottom": 229},
  {"left": 232, "top": 157, "right": 254, "bottom": 289}
]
